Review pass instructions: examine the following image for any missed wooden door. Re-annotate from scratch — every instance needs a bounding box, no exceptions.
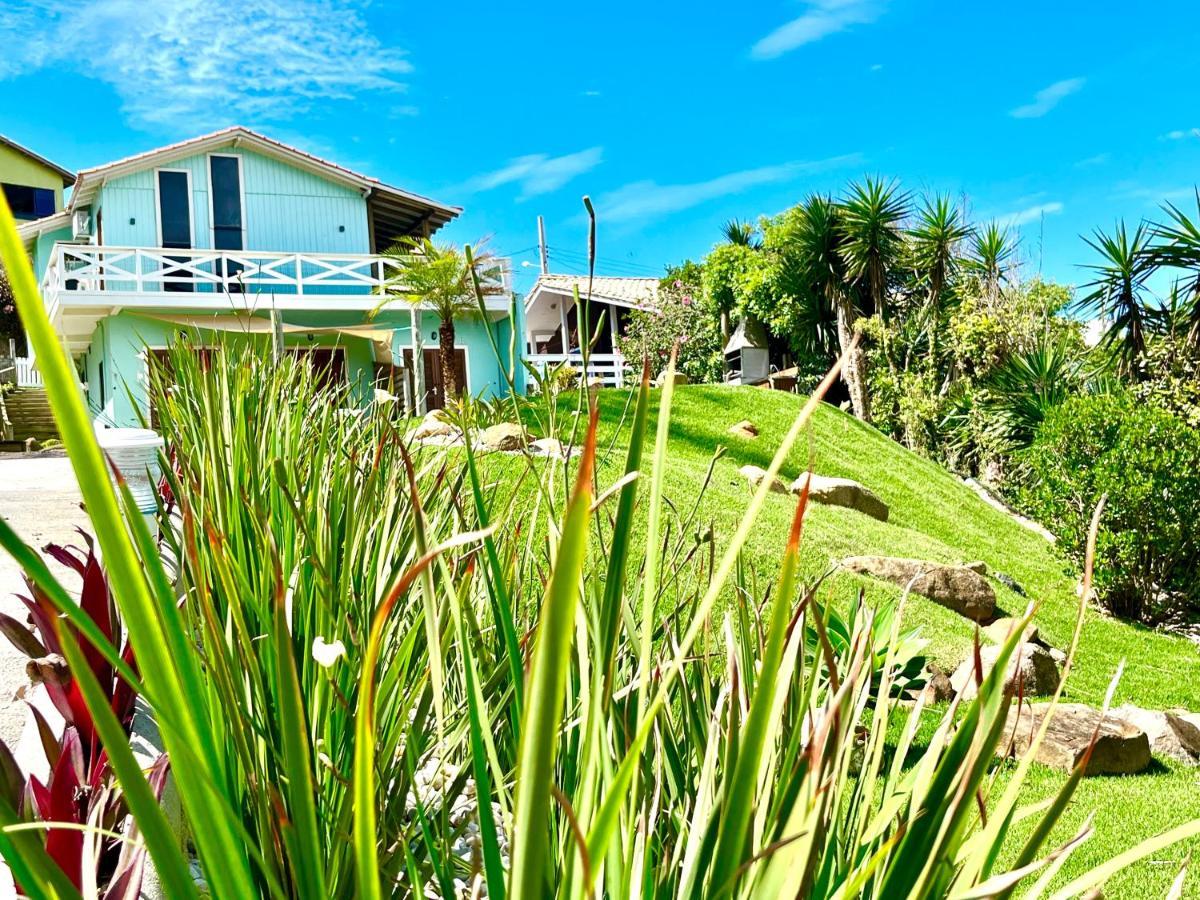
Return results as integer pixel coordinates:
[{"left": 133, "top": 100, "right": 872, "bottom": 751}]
[
  {"left": 287, "top": 348, "right": 347, "bottom": 391},
  {"left": 402, "top": 348, "right": 467, "bottom": 410}
]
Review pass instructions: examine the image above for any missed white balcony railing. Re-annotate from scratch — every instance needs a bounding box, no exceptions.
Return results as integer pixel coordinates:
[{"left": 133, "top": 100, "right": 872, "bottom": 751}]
[
  {"left": 41, "top": 244, "right": 510, "bottom": 311},
  {"left": 527, "top": 352, "right": 627, "bottom": 388}
]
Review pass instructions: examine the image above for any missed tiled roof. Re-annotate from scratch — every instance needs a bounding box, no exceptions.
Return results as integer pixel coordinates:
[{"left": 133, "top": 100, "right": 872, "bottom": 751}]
[{"left": 533, "top": 274, "right": 659, "bottom": 307}]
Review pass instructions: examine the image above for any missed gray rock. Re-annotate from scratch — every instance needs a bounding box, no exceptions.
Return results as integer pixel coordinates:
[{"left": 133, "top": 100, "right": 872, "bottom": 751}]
[
  {"left": 655, "top": 371, "right": 690, "bottom": 387},
  {"left": 480, "top": 423, "right": 527, "bottom": 452},
  {"left": 964, "top": 560, "right": 988, "bottom": 575},
  {"left": 840, "top": 556, "right": 996, "bottom": 621},
  {"left": 996, "top": 572, "right": 1027, "bottom": 596},
  {"left": 1111, "top": 706, "right": 1200, "bottom": 764},
  {"left": 789, "top": 474, "right": 889, "bottom": 522},
  {"left": 1001, "top": 703, "right": 1152, "bottom": 775},
  {"left": 412, "top": 411, "right": 459, "bottom": 441},
  {"left": 951, "top": 642, "right": 1060, "bottom": 699},
  {"left": 529, "top": 437, "right": 573, "bottom": 458},
  {"left": 982, "top": 617, "right": 1046, "bottom": 648},
  {"left": 922, "top": 666, "right": 955, "bottom": 703},
  {"left": 728, "top": 419, "right": 758, "bottom": 438},
  {"left": 739, "top": 465, "right": 787, "bottom": 494}
]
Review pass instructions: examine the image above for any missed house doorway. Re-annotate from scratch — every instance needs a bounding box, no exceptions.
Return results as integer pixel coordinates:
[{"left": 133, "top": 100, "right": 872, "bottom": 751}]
[{"left": 402, "top": 347, "right": 467, "bottom": 411}]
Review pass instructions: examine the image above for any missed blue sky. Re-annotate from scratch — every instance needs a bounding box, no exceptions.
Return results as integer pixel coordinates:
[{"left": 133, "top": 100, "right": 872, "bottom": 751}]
[{"left": 2, "top": 0, "right": 1199, "bottom": 296}]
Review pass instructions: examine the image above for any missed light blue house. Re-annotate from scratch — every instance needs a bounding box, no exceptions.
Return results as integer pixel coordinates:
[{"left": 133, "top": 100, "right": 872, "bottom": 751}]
[{"left": 16, "top": 127, "right": 522, "bottom": 425}]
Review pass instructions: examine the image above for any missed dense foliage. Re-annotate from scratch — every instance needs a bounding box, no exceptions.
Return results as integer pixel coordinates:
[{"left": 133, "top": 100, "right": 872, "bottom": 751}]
[
  {"left": 616, "top": 270, "right": 722, "bottom": 382},
  {"left": 1020, "top": 393, "right": 1200, "bottom": 620}
]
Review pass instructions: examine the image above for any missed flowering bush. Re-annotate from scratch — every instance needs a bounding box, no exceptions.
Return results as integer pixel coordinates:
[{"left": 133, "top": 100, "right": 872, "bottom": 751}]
[{"left": 616, "top": 277, "right": 723, "bottom": 383}]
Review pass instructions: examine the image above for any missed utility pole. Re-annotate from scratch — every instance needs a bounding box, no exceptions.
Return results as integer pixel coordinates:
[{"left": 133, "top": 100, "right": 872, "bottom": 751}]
[{"left": 537, "top": 215, "right": 549, "bottom": 275}]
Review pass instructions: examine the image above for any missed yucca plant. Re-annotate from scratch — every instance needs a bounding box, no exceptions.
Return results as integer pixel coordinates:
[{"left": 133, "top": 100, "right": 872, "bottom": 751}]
[{"left": 2, "top": 192, "right": 1200, "bottom": 899}]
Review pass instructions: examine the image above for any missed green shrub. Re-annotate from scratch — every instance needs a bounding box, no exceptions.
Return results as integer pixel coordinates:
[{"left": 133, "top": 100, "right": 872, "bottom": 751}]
[{"left": 1020, "top": 393, "right": 1200, "bottom": 620}]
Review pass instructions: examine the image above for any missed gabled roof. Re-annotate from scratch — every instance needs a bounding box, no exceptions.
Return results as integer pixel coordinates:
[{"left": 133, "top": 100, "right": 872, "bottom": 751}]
[
  {"left": 66, "top": 126, "right": 461, "bottom": 238},
  {"left": 0, "top": 134, "right": 74, "bottom": 186},
  {"left": 526, "top": 273, "right": 659, "bottom": 311}
]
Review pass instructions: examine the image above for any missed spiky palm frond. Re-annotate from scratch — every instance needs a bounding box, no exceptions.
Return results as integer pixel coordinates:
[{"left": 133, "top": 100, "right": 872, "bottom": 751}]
[
  {"left": 378, "top": 237, "right": 504, "bottom": 320},
  {"left": 983, "top": 336, "right": 1082, "bottom": 449},
  {"left": 967, "top": 220, "right": 1015, "bottom": 300},
  {"left": 721, "top": 218, "right": 761, "bottom": 249},
  {"left": 1151, "top": 190, "right": 1200, "bottom": 346},
  {"left": 1075, "top": 221, "right": 1157, "bottom": 376},
  {"left": 908, "top": 195, "right": 970, "bottom": 362},
  {"left": 837, "top": 177, "right": 909, "bottom": 317}
]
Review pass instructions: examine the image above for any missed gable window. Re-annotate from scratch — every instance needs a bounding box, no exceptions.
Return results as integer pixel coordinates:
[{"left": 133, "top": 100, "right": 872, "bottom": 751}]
[
  {"left": 2, "top": 183, "right": 55, "bottom": 220},
  {"left": 209, "top": 156, "right": 243, "bottom": 251}
]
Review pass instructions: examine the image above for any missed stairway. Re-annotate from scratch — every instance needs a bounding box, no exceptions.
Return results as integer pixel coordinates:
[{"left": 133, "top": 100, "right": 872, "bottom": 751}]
[{"left": 3, "top": 387, "right": 59, "bottom": 446}]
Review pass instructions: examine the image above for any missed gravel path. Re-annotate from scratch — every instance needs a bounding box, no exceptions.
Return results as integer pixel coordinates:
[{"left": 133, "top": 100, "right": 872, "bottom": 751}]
[{"left": 0, "top": 455, "right": 84, "bottom": 751}]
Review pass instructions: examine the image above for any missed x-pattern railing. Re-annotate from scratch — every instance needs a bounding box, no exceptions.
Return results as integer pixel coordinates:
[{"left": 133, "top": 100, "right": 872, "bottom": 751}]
[{"left": 43, "top": 244, "right": 509, "bottom": 299}]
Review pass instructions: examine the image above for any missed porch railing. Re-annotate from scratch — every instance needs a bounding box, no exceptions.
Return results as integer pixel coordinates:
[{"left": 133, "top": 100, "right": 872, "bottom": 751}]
[
  {"left": 14, "top": 357, "right": 42, "bottom": 387},
  {"left": 41, "top": 243, "right": 510, "bottom": 304},
  {"left": 527, "top": 352, "right": 628, "bottom": 388}
]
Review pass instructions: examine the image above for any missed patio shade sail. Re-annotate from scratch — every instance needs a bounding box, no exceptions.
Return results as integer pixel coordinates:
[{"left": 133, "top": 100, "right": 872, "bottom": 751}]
[{"left": 141, "top": 313, "right": 397, "bottom": 363}]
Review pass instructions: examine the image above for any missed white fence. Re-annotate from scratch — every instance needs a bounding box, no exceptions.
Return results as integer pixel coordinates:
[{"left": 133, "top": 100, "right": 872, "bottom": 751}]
[
  {"left": 527, "top": 352, "right": 628, "bottom": 388},
  {"left": 14, "top": 357, "right": 42, "bottom": 387},
  {"left": 42, "top": 244, "right": 510, "bottom": 300}
]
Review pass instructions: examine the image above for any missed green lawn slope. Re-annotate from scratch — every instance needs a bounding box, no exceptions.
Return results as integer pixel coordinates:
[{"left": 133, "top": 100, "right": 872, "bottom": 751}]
[{"left": 517, "top": 383, "right": 1200, "bottom": 895}]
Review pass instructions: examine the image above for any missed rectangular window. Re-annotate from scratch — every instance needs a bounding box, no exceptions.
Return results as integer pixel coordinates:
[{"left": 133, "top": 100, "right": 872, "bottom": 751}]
[
  {"left": 209, "top": 156, "right": 243, "bottom": 251},
  {"left": 157, "top": 170, "right": 193, "bottom": 292},
  {"left": 2, "top": 183, "right": 55, "bottom": 220}
]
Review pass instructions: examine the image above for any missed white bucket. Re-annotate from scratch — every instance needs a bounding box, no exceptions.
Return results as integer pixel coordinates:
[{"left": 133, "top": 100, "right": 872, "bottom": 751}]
[{"left": 95, "top": 428, "right": 165, "bottom": 515}]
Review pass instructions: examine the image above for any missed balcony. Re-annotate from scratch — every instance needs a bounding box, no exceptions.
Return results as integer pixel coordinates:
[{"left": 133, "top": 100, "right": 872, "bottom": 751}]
[
  {"left": 42, "top": 243, "right": 511, "bottom": 353},
  {"left": 526, "top": 352, "right": 629, "bottom": 388}
]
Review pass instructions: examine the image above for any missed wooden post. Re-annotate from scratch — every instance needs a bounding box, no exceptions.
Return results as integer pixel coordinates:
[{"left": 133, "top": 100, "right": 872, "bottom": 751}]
[{"left": 410, "top": 305, "right": 425, "bottom": 415}]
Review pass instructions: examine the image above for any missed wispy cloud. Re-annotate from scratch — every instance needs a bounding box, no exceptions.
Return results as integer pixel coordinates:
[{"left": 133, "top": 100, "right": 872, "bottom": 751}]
[
  {"left": 0, "top": 0, "right": 410, "bottom": 131},
  {"left": 1075, "top": 153, "right": 1110, "bottom": 168},
  {"left": 1001, "top": 201, "right": 1063, "bottom": 226},
  {"left": 1161, "top": 127, "right": 1200, "bottom": 141},
  {"left": 1009, "top": 77, "right": 1085, "bottom": 119},
  {"left": 594, "top": 154, "right": 863, "bottom": 224},
  {"left": 751, "top": 0, "right": 886, "bottom": 61},
  {"left": 1113, "top": 182, "right": 1196, "bottom": 205},
  {"left": 454, "top": 148, "right": 604, "bottom": 200}
]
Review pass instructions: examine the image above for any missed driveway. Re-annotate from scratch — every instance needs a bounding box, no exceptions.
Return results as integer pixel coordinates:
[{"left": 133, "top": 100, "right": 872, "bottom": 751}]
[{"left": 0, "top": 455, "right": 85, "bottom": 752}]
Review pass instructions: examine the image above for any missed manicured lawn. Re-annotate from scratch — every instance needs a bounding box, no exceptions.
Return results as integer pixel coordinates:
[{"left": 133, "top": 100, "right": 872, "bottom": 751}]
[{"left": 492, "top": 383, "right": 1200, "bottom": 895}]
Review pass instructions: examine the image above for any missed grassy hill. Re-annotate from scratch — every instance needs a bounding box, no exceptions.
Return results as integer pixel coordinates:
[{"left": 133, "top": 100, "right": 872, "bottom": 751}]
[{"left": 510, "top": 384, "right": 1200, "bottom": 895}]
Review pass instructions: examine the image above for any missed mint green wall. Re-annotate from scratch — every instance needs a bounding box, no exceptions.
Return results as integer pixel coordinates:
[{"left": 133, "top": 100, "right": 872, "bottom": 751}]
[
  {"left": 32, "top": 225, "right": 72, "bottom": 279},
  {"left": 87, "top": 313, "right": 375, "bottom": 427},
  {"left": 96, "top": 148, "right": 369, "bottom": 253}
]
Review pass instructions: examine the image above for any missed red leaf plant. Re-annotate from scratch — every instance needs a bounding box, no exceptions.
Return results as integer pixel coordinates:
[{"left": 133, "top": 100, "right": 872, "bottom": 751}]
[{"left": 0, "top": 528, "right": 167, "bottom": 896}]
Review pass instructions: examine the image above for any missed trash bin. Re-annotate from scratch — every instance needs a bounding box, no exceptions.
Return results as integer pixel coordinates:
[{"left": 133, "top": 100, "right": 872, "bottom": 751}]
[{"left": 95, "top": 428, "right": 164, "bottom": 526}]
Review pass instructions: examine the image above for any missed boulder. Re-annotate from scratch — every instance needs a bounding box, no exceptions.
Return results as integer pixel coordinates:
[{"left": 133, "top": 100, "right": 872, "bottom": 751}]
[
  {"left": 950, "top": 642, "right": 1060, "bottom": 699},
  {"left": 655, "top": 370, "right": 690, "bottom": 387},
  {"left": 480, "top": 423, "right": 527, "bottom": 452},
  {"left": 964, "top": 560, "right": 988, "bottom": 575},
  {"left": 739, "top": 465, "right": 787, "bottom": 494},
  {"left": 922, "top": 666, "right": 955, "bottom": 704},
  {"left": 996, "top": 572, "right": 1028, "bottom": 597},
  {"left": 840, "top": 556, "right": 996, "bottom": 621},
  {"left": 529, "top": 437, "right": 571, "bottom": 458},
  {"left": 412, "top": 410, "right": 459, "bottom": 441},
  {"left": 728, "top": 420, "right": 759, "bottom": 439},
  {"left": 982, "top": 617, "right": 1046, "bottom": 648},
  {"left": 1001, "top": 703, "right": 1152, "bottom": 775},
  {"left": 790, "top": 474, "right": 888, "bottom": 522},
  {"left": 1111, "top": 706, "right": 1200, "bottom": 764}
]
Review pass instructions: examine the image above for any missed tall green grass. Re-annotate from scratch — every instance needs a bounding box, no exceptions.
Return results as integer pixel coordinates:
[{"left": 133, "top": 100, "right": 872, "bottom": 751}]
[{"left": 1, "top": 194, "right": 1199, "bottom": 898}]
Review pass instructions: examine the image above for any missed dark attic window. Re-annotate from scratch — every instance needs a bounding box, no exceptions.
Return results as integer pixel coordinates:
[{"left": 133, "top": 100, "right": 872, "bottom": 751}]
[{"left": 2, "top": 183, "right": 55, "bottom": 220}]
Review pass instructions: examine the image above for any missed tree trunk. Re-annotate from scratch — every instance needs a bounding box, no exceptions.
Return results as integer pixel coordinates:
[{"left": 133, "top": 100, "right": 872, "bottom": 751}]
[
  {"left": 438, "top": 319, "right": 458, "bottom": 401},
  {"left": 836, "top": 297, "right": 871, "bottom": 422}
]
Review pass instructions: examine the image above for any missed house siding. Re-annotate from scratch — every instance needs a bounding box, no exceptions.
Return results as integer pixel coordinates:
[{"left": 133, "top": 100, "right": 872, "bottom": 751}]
[
  {"left": 96, "top": 148, "right": 370, "bottom": 253},
  {"left": 0, "top": 142, "right": 66, "bottom": 210}
]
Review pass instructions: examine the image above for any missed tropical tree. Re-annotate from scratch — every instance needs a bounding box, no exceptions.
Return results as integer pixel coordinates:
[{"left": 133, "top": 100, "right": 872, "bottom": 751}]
[
  {"left": 721, "top": 217, "right": 762, "bottom": 249},
  {"left": 1151, "top": 191, "right": 1200, "bottom": 348},
  {"left": 378, "top": 237, "right": 503, "bottom": 400},
  {"left": 967, "top": 220, "right": 1015, "bottom": 305},
  {"left": 793, "top": 194, "right": 873, "bottom": 419},
  {"left": 1076, "top": 221, "right": 1157, "bottom": 378},
  {"left": 907, "top": 195, "right": 970, "bottom": 364}
]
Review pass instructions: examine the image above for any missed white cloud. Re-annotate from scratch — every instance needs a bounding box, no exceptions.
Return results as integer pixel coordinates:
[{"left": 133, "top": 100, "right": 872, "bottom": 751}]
[
  {"left": 751, "top": 0, "right": 886, "bottom": 61},
  {"left": 1161, "top": 128, "right": 1200, "bottom": 141},
  {"left": 0, "top": 0, "right": 411, "bottom": 130},
  {"left": 1075, "top": 153, "right": 1110, "bottom": 168},
  {"left": 1009, "top": 77, "right": 1085, "bottom": 119},
  {"left": 595, "top": 154, "right": 863, "bottom": 224},
  {"left": 1001, "top": 201, "right": 1063, "bottom": 226},
  {"left": 455, "top": 148, "right": 604, "bottom": 200}
]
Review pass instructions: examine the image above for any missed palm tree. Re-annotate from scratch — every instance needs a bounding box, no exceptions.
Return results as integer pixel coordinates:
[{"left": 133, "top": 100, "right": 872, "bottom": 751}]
[
  {"left": 378, "top": 237, "right": 503, "bottom": 401},
  {"left": 982, "top": 335, "right": 1081, "bottom": 450},
  {"left": 1076, "top": 221, "right": 1157, "bottom": 378},
  {"left": 1150, "top": 191, "right": 1200, "bottom": 348},
  {"left": 793, "top": 194, "right": 872, "bottom": 420},
  {"left": 721, "top": 218, "right": 762, "bottom": 249},
  {"left": 968, "top": 221, "right": 1015, "bottom": 305},
  {"left": 908, "top": 195, "right": 969, "bottom": 364},
  {"left": 838, "top": 177, "right": 910, "bottom": 394}
]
